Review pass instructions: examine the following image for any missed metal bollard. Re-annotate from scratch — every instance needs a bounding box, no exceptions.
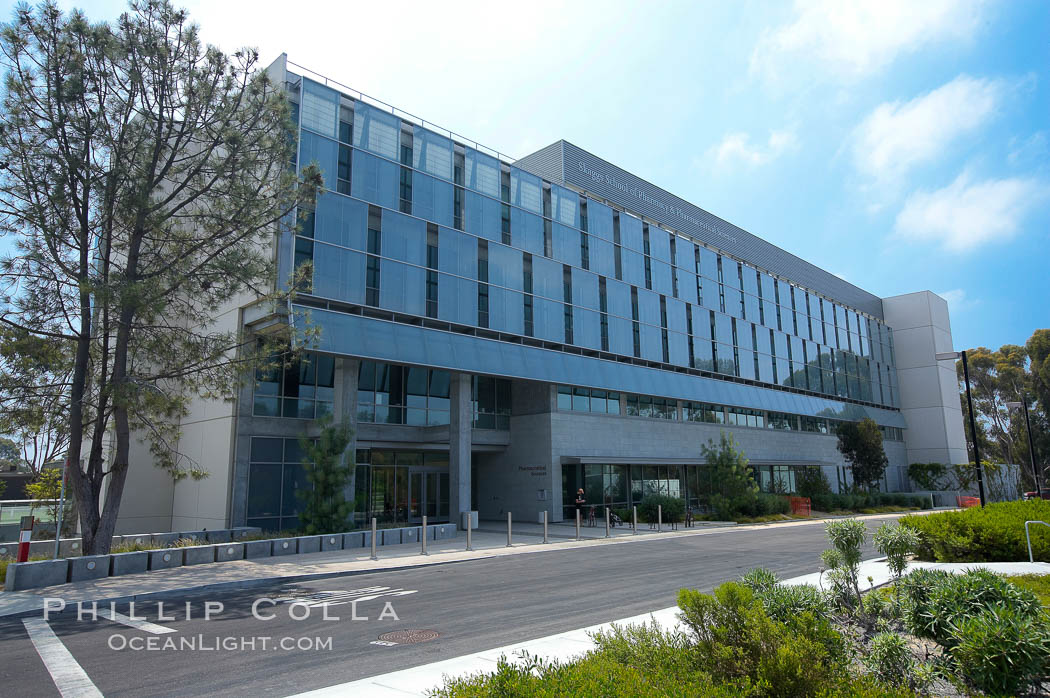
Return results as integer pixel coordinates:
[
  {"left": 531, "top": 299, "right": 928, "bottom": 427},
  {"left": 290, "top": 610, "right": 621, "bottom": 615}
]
[
  {"left": 370, "top": 517, "right": 378, "bottom": 561},
  {"left": 576, "top": 508, "right": 581, "bottom": 541},
  {"left": 421, "top": 515, "right": 428, "bottom": 556},
  {"left": 657, "top": 505, "right": 662, "bottom": 532},
  {"left": 466, "top": 516, "right": 473, "bottom": 551},
  {"left": 632, "top": 506, "right": 638, "bottom": 534},
  {"left": 605, "top": 507, "right": 610, "bottom": 538},
  {"left": 543, "top": 510, "right": 549, "bottom": 544},
  {"left": 506, "top": 511, "right": 513, "bottom": 547}
]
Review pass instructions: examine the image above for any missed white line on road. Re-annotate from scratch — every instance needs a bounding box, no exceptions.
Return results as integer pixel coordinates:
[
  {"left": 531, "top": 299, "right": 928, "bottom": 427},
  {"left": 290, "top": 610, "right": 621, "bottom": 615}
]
[
  {"left": 22, "top": 617, "right": 103, "bottom": 698},
  {"left": 103, "top": 609, "right": 177, "bottom": 634}
]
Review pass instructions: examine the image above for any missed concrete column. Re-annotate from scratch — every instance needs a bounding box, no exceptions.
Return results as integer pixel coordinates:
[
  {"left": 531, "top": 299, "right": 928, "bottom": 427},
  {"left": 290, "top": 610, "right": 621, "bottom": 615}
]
[
  {"left": 450, "top": 372, "right": 472, "bottom": 529},
  {"left": 333, "top": 358, "right": 360, "bottom": 523},
  {"left": 882, "top": 291, "right": 968, "bottom": 467}
]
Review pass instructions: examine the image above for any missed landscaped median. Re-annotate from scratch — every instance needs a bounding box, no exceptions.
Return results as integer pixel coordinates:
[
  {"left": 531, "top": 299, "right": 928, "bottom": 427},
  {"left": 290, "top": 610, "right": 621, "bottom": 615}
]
[
  {"left": 898, "top": 499, "right": 1050, "bottom": 562},
  {"left": 430, "top": 518, "right": 1050, "bottom": 697},
  {"left": 2, "top": 523, "right": 457, "bottom": 592}
]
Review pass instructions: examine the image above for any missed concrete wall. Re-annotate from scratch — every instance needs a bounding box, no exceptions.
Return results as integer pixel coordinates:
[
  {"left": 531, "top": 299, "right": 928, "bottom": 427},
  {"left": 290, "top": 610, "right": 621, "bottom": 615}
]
[
  {"left": 113, "top": 432, "right": 174, "bottom": 534},
  {"left": 882, "top": 291, "right": 968, "bottom": 467},
  {"left": 473, "top": 380, "right": 913, "bottom": 522}
]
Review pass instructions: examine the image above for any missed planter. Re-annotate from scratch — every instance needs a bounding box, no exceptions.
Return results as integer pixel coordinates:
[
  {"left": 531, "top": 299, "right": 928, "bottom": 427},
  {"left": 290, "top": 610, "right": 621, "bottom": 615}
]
[
  {"left": 244, "top": 539, "right": 272, "bottom": 559},
  {"left": 4, "top": 559, "right": 69, "bottom": 591},
  {"left": 271, "top": 538, "right": 298, "bottom": 556},
  {"left": 182, "top": 545, "right": 216, "bottom": 566},
  {"left": 110, "top": 551, "right": 148, "bottom": 576},
  {"left": 70, "top": 555, "right": 110, "bottom": 582},
  {"left": 296, "top": 536, "right": 321, "bottom": 554},
  {"left": 215, "top": 543, "right": 245, "bottom": 562},
  {"left": 148, "top": 549, "right": 182, "bottom": 571}
]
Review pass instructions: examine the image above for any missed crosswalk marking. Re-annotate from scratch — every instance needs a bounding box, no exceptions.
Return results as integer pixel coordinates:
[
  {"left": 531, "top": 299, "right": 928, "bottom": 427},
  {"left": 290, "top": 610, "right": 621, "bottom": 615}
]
[{"left": 22, "top": 617, "right": 103, "bottom": 698}]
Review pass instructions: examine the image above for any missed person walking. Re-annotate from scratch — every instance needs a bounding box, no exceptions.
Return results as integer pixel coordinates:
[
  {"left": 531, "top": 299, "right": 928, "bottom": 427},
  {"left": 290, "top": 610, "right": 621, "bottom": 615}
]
[{"left": 574, "top": 488, "right": 586, "bottom": 525}]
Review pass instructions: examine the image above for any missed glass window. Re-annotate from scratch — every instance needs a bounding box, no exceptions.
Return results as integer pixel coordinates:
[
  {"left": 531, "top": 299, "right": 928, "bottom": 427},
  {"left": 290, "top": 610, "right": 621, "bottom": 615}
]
[
  {"left": 510, "top": 167, "right": 543, "bottom": 214},
  {"left": 412, "top": 127, "right": 453, "bottom": 180},
  {"left": 300, "top": 79, "right": 339, "bottom": 139},
  {"left": 353, "top": 100, "right": 399, "bottom": 160}
]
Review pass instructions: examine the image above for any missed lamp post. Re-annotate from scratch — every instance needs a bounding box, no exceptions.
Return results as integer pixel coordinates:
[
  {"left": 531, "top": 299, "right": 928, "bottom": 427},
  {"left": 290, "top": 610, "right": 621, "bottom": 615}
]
[
  {"left": 936, "top": 350, "right": 985, "bottom": 506},
  {"left": 1006, "top": 399, "right": 1041, "bottom": 498}
]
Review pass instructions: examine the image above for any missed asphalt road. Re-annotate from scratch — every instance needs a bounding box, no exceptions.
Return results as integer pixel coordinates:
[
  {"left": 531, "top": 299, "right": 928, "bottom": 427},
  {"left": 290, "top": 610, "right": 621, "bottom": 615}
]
[{"left": 0, "top": 518, "right": 892, "bottom": 698}]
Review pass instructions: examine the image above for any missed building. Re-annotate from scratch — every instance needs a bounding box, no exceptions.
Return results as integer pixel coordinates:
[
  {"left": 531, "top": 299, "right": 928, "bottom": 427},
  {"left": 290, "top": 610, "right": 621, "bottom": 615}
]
[{"left": 113, "top": 55, "right": 967, "bottom": 534}]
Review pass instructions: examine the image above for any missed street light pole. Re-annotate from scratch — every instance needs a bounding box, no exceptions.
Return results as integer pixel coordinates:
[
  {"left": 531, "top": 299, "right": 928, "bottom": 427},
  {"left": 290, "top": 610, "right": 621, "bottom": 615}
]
[
  {"left": 938, "top": 349, "right": 986, "bottom": 507},
  {"left": 960, "top": 351, "right": 986, "bottom": 507},
  {"left": 1007, "top": 398, "right": 1041, "bottom": 498}
]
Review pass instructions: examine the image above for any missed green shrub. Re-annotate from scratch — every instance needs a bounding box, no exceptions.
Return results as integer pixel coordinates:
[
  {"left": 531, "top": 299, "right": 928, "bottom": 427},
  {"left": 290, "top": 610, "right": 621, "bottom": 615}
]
[
  {"left": 948, "top": 606, "right": 1050, "bottom": 696},
  {"left": 677, "top": 582, "right": 845, "bottom": 696},
  {"left": 863, "top": 632, "right": 913, "bottom": 687},
  {"left": 795, "top": 467, "right": 832, "bottom": 498},
  {"left": 811, "top": 491, "right": 930, "bottom": 513},
  {"left": 740, "top": 567, "right": 780, "bottom": 594},
  {"left": 637, "top": 495, "right": 685, "bottom": 524},
  {"left": 822, "top": 519, "right": 867, "bottom": 614},
  {"left": 1006, "top": 573, "right": 1050, "bottom": 608},
  {"left": 902, "top": 568, "right": 1042, "bottom": 645},
  {"left": 899, "top": 499, "right": 1050, "bottom": 562}
]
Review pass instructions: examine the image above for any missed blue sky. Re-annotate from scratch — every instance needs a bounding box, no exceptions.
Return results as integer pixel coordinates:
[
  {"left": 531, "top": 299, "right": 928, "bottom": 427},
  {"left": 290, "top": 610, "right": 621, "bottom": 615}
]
[{"left": 7, "top": 0, "right": 1048, "bottom": 351}]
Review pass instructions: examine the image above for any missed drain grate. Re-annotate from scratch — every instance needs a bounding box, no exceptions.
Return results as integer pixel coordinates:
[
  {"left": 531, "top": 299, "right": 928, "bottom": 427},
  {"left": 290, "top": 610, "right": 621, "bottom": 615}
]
[{"left": 377, "top": 629, "right": 440, "bottom": 644}]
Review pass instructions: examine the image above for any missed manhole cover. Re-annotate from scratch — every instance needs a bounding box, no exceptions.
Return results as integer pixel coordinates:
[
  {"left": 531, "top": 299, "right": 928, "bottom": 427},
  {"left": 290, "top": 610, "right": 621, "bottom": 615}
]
[{"left": 377, "top": 629, "right": 440, "bottom": 644}]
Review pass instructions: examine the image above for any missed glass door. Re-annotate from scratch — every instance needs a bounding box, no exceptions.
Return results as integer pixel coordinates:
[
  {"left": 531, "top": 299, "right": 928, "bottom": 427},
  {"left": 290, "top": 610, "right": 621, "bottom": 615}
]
[{"left": 408, "top": 469, "right": 450, "bottom": 523}]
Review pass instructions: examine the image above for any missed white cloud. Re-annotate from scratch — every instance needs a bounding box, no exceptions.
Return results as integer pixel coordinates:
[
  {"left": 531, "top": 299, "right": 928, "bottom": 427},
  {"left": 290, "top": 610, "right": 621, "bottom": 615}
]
[
  {"left": 751, "top": 0, "right": 984, "bottom": 82},
  {"left": 936, "top": 289, "right": 977, "bottom": 313},
  {"left": 710, "top": 130, "right": 798, "bottom": 167},
  {"left": 893, "top": 172, "right": 1047, "bottom": 252},
  {"left": 851, "top": 75, "right": 1006, "bottom": 183}
]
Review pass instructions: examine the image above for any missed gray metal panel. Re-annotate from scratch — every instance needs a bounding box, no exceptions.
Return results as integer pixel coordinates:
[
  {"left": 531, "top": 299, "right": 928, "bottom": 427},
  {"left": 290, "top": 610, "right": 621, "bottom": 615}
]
[
  {"left": 511, "top": 140, "right": 563, "bottom": 182},
  {"left": 296, "top": 306, "right": 906, "bottom": 428},
  {"left": 514, "top": 140, "right": 884, "bottom": 319}
]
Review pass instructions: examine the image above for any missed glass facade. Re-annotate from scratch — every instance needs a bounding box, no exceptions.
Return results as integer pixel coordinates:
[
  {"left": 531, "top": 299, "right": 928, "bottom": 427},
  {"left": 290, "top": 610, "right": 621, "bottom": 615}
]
[
  {"left": 562, "top": 461, "right": 827, "bottom": 519},
  {"left": 286, "top": 76, "right": 900, "bottom": 416},
  {"left": 253, "top": 352, "right": 335, "bottom": 419},
  {"left": 246, "top": 439, "right": 452, "bottom": 531}
]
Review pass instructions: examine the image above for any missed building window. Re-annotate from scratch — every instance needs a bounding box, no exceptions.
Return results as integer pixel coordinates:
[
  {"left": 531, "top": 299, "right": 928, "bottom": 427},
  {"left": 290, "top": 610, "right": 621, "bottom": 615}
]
[
  {"left": 683, "top": 401, "right": 725, "bottom": 423},
  {"left": 247, "top": 437, "right": 313, "bottom": 531},
  {"left": 727, "top": 406, "right": 765, "bottom": 428},
  {"left": 253, "top": 351, "right": 335, "bottom": 419},
  {"left": 473, "top": 376, "right": 511, "bottom": 430},
  {"left": 800, "top": 416, "right": 830, "bottom": 434},
  {"left": 478, "top": 240, "right": 489, "bottom": 328},
  {"left": 767, "top": 412, "right": 798, "bottom": 430},
  {"left": 357, "top": 361, "right": 450, "bottom": 426},
  {"left": 426, "top": 223, "right": 438, "bottom": 318},
  {"left": 626, "top": 394, "right": 678, "bottom": 420},
  {"left": 556, "top": 386, "right": 620, "bottom": 414}
]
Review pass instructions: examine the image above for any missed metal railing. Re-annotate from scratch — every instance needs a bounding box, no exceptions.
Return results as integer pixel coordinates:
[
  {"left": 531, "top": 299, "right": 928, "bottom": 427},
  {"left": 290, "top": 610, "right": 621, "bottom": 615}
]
[
  {"left": 1025, "top": 520, "right": 1049, "bottom": 563},
  {"left": 286, "top": 60, "right": 518, "bottom": 166}
]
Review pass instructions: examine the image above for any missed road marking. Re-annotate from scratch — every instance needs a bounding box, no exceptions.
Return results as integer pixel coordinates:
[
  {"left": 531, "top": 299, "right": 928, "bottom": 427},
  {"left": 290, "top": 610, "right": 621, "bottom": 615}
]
[
  {"left": 103, "top": 609, "right": 177, "bottom": 634},
  {"left": 22, "top": 617, "right": 103, "bottom": 698}
]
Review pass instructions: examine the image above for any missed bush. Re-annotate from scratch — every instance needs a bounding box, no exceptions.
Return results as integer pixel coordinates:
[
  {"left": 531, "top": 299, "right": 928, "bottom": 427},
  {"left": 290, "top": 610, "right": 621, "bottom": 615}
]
[
  {"left": 949, "top": 606, "right": 1050, "bottom": 696},
  {"left": 902, "top": 568, "right": 1042, "bottom": 645},
  {"left": 795, "top": 467, "right": 832, "bottom": 498},
  {"left": 710, "top": 493, "right": 790, "bottom": 520},
  {"left": 810, "top": 491, "right": 930, "bottom": 513},
  {"left": 863, "top": 632, "right": 913, "bottom": 687},
  {"left": 898, "top": 499, "right": 1050, "bottom": 562},
  {"left": 637, "top": 495, "right": 685, "bottom": 524},
  {"left": 677, "top": 582, "right": 845, "bottom": 696}
]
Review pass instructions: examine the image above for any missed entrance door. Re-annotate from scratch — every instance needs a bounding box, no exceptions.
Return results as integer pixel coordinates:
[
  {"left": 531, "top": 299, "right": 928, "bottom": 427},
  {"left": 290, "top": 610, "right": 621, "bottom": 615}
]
[{"left": 408, "top": 469, "right": 449, "bottom": 523}]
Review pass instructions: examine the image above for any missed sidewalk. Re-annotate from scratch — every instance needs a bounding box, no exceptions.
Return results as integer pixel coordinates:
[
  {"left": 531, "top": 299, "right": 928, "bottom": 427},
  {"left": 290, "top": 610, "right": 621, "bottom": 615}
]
[
  {"left": 298, "top": 559, "right": 1050, "bottom": 698},
  {"left": 0, "top": 511, "right": 918, "bottom": 620}
]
